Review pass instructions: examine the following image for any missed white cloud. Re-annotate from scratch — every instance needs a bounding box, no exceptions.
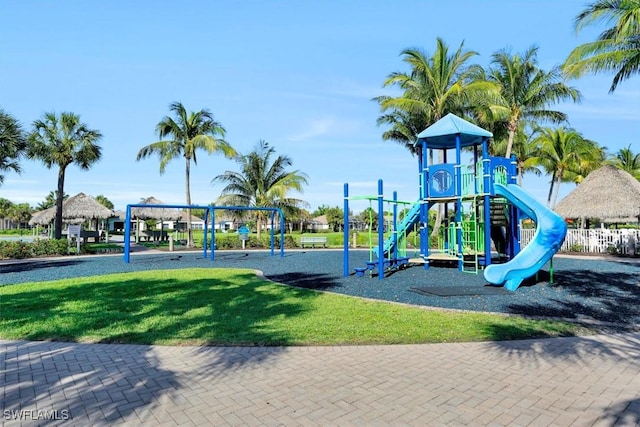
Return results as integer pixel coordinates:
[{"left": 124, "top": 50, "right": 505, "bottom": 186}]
[
  {"left": 1, "top": 189, "right": 50, "bottom": 205},
  {"left": 286, "top": 118, "right": 336, "bottom": 142},
  {"left": 325, "top": 180, "right": 378, "bottom": 189},
  {"left": 3, "top": 178, "right": 40, "bottom": 185},
  {"left": 286, "top": 117, "right": 361, "bottom": 142},
  {"left": 561, "top": 76, "right": 640, "bottom": 121},
  {"left": 563, "top": 102, "right": 640, "bottom": 121},
  {"left": 325, "top": 78, "right": 394, "bottom": 100}
]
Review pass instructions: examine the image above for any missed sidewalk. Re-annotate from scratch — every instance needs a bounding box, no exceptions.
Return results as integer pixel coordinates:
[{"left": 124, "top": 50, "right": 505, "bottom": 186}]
[{"left": 2, "top": 332, "right": 640, "bottom": 426}]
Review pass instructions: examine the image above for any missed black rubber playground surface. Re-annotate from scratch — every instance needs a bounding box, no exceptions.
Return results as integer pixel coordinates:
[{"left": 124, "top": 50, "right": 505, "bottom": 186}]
[{"left": 1, "top": 249, "right": 639, "bottom": 328}]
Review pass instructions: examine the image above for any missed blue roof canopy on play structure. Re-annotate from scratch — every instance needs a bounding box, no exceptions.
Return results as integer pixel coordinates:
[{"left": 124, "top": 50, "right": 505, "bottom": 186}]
[{"left": 415, "top": 113, "right": 493, "bottom": 149}]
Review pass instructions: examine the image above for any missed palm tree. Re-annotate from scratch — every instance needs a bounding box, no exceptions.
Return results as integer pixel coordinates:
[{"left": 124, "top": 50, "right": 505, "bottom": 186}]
[
  {"left": 485, "top": 46, "right": 582, "bottom": 158},
  {"left": 608, "top": 144, "right": 640, "bottom": 179},
  {"left": 95, "top": 194, "right": 114, "bottom": 210},
  {"left": 0, "top": 198, "right": 14, "bottom": 230},
  {"left": 284, "top": 207, "right": 312, "bottom": 233},
  {"left": 27, "top": 112, "right": 102, "bottom": 239},
  {"left": 324, "top": 206, "right": 344, "bottom": 232},
  {"left": 212, "top": 140, "right": 309, "bottom": 237},
  {"left": 36, "top": 191, "right": 68, "bottom": 211},
  {"left": 136, "top": 101, "right": 236, "bottom": 247},
  {"left": 535, "top": 126, "right": 605, "bottom": 208},
  {"left": 491, "top": 123, "right": 543, "bottom": 186},
  {"left": 374, "top": 38, "right": 495, "bottom": 156},
  {"left": 563, "top": 0, "right": 640, "bottom": 93},
  {"left": 0, "top": 109, "right": 27, "bottom": 184},
  {"left": 375, "top": 110, "right": 429, "bottom": 156},
  {"left": 374, "top": 38, "right": 497, "bottom": 236},
  {"left": 7, "top": 202, "right": 31, "bottom": 231}
]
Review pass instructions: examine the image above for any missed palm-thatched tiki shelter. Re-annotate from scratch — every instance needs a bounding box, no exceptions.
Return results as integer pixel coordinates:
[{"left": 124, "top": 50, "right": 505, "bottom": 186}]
[
  {"left": 28, "top": 193, "right": 115, "bottom": 241},
  {"left": 130, "top": 197, "right": 182, "bottom": 243},
  {"left": 553, "top": 165, "right": 640, "bottom": 254},
  {"left": 28, "top": 206, "right": 55, "bottom": 227},
  {"left": 554, "top": 165, "right": 640, "bottom": 225}
]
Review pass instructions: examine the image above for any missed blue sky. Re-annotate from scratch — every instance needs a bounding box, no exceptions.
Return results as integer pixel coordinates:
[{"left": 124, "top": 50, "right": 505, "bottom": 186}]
[{"left": 2, "top": 1, "right": 638, "bottom": 213}]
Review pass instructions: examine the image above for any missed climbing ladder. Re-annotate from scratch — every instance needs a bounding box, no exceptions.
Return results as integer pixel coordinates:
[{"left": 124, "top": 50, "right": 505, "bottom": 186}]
[
  {"left": 438, "top": 201, "right": 482, "bottom": 274},
  {"left": 461, "top": 218, "right": 479, "bottom": 273},
  {"left": 460, "top": 199, "right": 482, "bottom": 273}
]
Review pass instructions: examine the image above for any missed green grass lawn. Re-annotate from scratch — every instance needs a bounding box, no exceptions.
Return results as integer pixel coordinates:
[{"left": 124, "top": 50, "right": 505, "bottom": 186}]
[{"left": 0, "top": 268, "right": 592, "bottom": 346}]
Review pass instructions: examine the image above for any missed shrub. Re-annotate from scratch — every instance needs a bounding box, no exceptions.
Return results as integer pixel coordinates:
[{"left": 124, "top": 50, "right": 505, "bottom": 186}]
[
  {"left": 274, "top": 234, "right": 297, "bottom": 249},
  {"left": 567, "top": 243, "right": 584, "bottom": 253},
  {"left": 0, "top": 239, "right": 68, "bottom": 259},
  {"left": 213, "top": 233, "right": 297, "bottom": 249},
  {"left": 0, "top": 241, "right": 31, "bottom": 259},
  {"left": 214, "top": 234, "right": 243, "bottom": 249},
  {"left": 606, "top": 244, "right": 620, "bottom": 256},
  {"left": 31, "top": 239, "right": 68, "bottom": 256}
]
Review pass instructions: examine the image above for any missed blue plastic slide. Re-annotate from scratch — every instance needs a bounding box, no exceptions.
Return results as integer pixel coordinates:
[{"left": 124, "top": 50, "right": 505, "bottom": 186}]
[
  {"left": 484, "top": 184, "right": 567, "bottom": 291},
  {"left": 375, "top": 201, "right": 421, "bottom": 257}
]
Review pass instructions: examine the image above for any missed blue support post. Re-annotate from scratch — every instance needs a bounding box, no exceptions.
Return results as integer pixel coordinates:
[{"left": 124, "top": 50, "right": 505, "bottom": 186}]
[
  {"left": 509, "top": 155, "right": 521, "bottom": 258},
  {"left": 124, "top": 206, "right": 131, "bottom": 263},
  {"left": 417, "top": 146, "right": 424, "bottom": 199},
  {"left": 473, "top": 144, "right": 479, "bottom": 194},
  {"left": 482, "top": 139, "right": 492, "bottom": 266},
  {"left": 509, "top": 154, "right": 518, "bottom": 184},
  {"left": 211, "top": 208, "right": 216, "bottom": 261},
  {"left": 455, "top": 135, "right": 463, "bottom": 271},
  {"left": 378, "top": 179, "right": 385, "bottom": 280},
  {"left": 279, "top": 209, "right": 285, "bottom": 258},
  {"left": 270, "top": 211, "right": 275, "bottom": 257},
  {"left": 421, "top": 141, "right": 430, "bottom": 269},
  {"left": 343, "top": 183, "right": 350, "bottom": 277},
  {"left": 203, "top": 209, "right": 208, "bottom": 259},
  {"left": 393, "top": 191, "right": 398, "bottom": 261},
  {"left": 210, "top": 208, "right": 216, "bottom": 260}
]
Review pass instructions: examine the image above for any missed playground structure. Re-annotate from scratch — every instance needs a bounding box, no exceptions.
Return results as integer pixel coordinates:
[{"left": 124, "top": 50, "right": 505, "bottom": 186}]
[
  {"left": 344, "top": 113, "right": 567, "bottom": 291},
  {"left": 123, "top": 204, "right": 285, "bottom": 263},
  {"left": 343, "top": 181, "right": 417, "bottom": 281}
]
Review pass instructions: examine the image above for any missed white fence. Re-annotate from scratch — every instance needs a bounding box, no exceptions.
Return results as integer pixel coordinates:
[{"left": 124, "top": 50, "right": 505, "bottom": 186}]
[{"left": 520, "top": 228, "right": 640, "bottom": 255}]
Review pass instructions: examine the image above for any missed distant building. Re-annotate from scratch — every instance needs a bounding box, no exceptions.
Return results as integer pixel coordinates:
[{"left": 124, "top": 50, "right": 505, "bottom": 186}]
[{"left": 307, "top": 214, "right": 330, "bottom": 231}]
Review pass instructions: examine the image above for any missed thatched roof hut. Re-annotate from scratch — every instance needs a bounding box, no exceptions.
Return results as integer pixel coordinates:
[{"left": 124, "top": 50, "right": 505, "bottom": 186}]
[
  {"left": 28, "top": 206, "right": 55, "bottom": 226},
  {"left": 28, "top": 193, "right": 114, "bottom": 226},
  {"left": 554, "top": 165, "right": 640, "bottom": 223},
  {"left": 130, "top": 197, "right": 182, "bottom": 220}
]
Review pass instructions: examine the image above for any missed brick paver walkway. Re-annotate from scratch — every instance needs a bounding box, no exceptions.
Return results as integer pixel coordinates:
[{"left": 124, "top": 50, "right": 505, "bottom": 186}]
[{"left": 2, "top": 333, "right": 640, "bottom": 426}]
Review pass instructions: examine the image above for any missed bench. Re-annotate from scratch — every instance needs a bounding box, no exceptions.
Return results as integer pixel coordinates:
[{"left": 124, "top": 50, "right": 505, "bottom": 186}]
[
  {"left": 64, "top": 230, "right": 101, "bottom": 243},
  {"left": 300, "top": 236, "right": 327, "bottom": 248},
  {"left": 94, "top": 247, "right": 124, "bottom": 254},
  {"left": 80, "top": 230, "right": 100, "bottom": 243},
  {"left": 139, "top": 230, "right": 168, "bottom": 242}
]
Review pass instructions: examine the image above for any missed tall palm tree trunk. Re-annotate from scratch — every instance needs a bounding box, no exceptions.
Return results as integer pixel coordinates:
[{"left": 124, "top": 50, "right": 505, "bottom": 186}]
[
  {"left": 54, "top": 168, "right": 66, "bottom": 239},
  {"left": 551, "top": 171, "right": 564, "bottom": 209},
  {"left": 505, "top": 127, "right": 516, "bottom": 159},
  {"left": 517, "top": 164, "right": 524, "bottom": 187},
  {"left": 185, "top": 159, "right": 193, "bottom": 247},
  {"left": 546, "top": 171, "right": 556, "bottom": 207}
]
